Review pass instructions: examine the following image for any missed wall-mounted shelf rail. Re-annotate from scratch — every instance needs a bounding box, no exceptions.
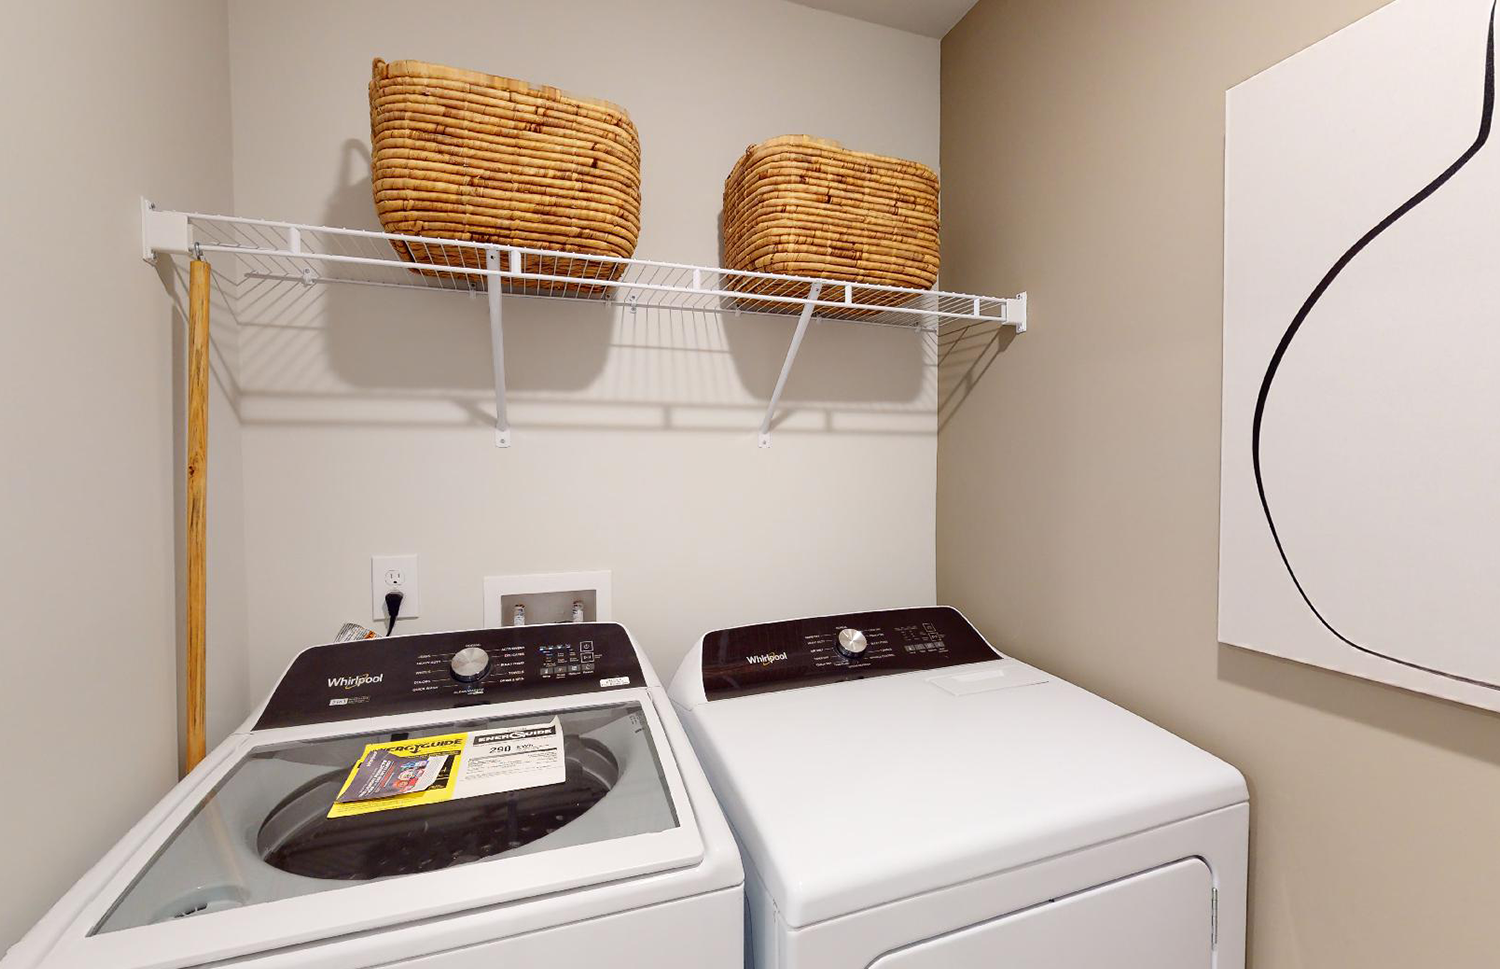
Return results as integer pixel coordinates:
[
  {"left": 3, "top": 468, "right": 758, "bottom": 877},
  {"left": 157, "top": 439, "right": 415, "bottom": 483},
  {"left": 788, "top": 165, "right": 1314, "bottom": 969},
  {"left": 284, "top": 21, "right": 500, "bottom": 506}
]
[{"left": 142, "top": 201, "right": 1026, "bottom": 447}]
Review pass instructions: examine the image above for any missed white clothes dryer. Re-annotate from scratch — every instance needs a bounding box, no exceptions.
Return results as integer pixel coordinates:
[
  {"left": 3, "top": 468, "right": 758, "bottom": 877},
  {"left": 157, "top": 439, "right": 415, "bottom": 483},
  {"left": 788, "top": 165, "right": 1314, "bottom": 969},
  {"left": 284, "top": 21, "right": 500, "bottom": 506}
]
[
  {"left": 7, "top": 623, "right": 742, "bottom": 969},
  {"left": 668, "top": 606, "right": 1248, "bottom": 969}
]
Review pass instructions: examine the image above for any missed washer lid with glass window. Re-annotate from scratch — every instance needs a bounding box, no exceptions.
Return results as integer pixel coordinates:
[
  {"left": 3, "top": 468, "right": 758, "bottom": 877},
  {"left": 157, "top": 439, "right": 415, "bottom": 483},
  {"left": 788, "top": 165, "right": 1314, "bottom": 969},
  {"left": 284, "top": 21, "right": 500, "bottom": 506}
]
[{"left": 24, "top": 626, "right": 713, "bottom": 969}]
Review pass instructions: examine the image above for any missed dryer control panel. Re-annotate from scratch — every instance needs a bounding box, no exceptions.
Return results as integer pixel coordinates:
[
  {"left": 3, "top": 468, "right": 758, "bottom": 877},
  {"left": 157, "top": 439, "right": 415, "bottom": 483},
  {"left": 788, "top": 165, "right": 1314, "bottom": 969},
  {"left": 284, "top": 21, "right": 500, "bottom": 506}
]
[
  {"left": 700, "top": 606, "right": 1001, "bottom": 700},
  {"left": 255, "top": 623, "right": 645, "bottom": 729}
]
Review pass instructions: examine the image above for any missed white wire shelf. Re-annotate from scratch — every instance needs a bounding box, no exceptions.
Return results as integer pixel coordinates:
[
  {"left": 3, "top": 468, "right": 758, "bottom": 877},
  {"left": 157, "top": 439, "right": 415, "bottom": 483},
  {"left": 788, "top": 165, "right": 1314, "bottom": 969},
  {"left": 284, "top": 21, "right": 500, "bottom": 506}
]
[{"left": 142, "top": 201, "right": 1026, "bottom": 446}]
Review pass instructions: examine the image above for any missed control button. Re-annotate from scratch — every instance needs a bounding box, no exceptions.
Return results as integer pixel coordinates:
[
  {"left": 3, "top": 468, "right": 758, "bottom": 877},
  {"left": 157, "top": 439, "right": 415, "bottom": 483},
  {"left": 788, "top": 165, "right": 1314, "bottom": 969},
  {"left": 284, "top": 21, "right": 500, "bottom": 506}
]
[
  {"left": 450, "top": 646, "right": 492, "bottom": 683},
  {"left": 836, "top": 628, "right": 869, "bottom": 659}
]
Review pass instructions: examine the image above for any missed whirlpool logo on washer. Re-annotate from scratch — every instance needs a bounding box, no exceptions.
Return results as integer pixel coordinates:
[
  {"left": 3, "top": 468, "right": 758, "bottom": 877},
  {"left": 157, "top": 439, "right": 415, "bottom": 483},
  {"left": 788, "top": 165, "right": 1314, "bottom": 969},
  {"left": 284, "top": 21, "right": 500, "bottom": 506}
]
[
  {"left": 746, "top": 652, "right": 789, "bottom": 667},
  {"left": 327, "top": 672, "right": 384, "bottom": 690}
]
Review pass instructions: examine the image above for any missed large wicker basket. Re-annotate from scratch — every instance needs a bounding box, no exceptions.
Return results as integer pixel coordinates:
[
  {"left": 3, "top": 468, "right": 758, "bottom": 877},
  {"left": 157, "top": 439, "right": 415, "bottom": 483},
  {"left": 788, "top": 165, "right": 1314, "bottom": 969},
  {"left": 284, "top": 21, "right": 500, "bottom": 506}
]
[
  {"left": 722, "top": 135, "right": 939, "bottom": 312},
  {"left": 369, "top": 58, "right": 641, "bottom": 296}
]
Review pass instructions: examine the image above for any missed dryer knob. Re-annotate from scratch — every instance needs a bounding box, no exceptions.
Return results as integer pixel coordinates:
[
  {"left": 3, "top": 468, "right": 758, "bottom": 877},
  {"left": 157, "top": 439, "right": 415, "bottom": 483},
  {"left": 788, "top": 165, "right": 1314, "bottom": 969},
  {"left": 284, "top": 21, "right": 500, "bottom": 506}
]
[
  {"left": 450, "top": 645, "right": 492, "bottom": 683},
  {"left": 836, "top": 628, "right": 869, "bottom": 659}
]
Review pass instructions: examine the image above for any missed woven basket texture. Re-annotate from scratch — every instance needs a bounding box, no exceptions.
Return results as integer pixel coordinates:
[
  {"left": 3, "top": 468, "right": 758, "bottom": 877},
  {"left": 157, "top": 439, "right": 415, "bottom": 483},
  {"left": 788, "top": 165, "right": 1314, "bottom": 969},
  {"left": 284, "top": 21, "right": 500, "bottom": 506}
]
[
  {"left": 370, "top": 58, "right": 640, "bottom": 295},
  {"left": 722, "top": 135, "right": 939, "bottom": 313}
]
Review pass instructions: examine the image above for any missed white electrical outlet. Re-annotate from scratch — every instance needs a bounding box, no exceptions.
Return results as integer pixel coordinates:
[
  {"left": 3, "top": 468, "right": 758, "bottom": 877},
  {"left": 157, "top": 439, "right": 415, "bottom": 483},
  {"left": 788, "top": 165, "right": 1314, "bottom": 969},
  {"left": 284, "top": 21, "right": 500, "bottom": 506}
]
[
  {"left": 372, "top": 554, "right": 420, "bottom": 623},
  {"left": 483, "top": 571, "right": 611, "bottom": 627}
]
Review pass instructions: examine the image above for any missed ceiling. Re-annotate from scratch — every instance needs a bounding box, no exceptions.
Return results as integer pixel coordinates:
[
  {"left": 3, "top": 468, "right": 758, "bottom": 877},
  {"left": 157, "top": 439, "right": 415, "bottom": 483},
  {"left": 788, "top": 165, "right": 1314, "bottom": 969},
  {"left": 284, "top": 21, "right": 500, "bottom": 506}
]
[{"left": 787, "top": 0, "right": 980, "bottom": 38}]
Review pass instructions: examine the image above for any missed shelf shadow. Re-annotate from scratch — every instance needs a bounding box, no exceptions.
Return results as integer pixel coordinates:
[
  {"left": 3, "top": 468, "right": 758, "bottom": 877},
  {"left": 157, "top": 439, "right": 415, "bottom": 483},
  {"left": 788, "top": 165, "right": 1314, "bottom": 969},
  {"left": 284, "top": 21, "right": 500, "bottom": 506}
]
[
  {"left": 229, "top": 139, "right": 937, "bottom": 434},
  {"left": 313, "top": 143, "right": 613, "bottom": 393},
  {"left": 714, "top": 205, "right": 929, "bottom": 406},
  {"left": 938, "top": 316, "right": 1019, "bottom": 432}
]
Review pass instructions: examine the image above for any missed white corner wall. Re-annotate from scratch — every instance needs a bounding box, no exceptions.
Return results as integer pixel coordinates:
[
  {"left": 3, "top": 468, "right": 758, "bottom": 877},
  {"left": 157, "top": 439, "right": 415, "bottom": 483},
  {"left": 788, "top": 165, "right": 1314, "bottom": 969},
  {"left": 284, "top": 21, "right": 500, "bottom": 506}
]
[
  {"left": 0, "top": 0, "right": 244, "bottom": 950},
  {"left": 226, "top": 0, "right": 941, "bottom": 688}
]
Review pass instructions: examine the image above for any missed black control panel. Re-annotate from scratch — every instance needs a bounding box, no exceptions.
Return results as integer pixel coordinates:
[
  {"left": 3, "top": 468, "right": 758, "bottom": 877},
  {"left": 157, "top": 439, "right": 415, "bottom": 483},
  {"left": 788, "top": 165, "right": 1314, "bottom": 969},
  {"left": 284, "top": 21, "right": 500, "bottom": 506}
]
[
  {"left": 255, "top": 624, "right": 645, "bottom": 729},
  {"left": 701, "top": 606, "right": 1001, "bottom": 701}
]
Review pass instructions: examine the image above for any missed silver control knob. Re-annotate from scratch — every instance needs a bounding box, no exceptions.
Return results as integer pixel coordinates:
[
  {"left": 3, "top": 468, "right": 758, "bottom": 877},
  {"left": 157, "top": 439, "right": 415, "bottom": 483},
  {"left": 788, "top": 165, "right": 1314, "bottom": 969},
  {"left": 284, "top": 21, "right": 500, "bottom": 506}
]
[
  {"left": 450, "top": 645, "right": 492, "bottom": 683},
  {"left": 836, "top": 628, "right": 869, "bottom": 659}
]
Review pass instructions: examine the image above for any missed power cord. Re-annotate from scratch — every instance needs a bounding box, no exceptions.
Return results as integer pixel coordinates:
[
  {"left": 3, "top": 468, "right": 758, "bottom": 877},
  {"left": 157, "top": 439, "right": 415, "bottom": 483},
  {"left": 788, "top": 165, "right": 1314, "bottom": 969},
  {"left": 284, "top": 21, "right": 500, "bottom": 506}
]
[{"left": 384, "top": 590, "right": 405, "bottom": 636}]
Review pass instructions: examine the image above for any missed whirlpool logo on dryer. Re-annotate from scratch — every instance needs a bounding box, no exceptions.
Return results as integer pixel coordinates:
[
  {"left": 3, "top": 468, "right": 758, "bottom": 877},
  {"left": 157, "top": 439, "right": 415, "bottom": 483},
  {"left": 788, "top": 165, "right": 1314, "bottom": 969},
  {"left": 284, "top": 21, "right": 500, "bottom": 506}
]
[
  {"left": 328, "top": 672, "right": 384, "bottom": 690},
  {"left": 746, "top": 652, "right": 788, "bottom": 667}
]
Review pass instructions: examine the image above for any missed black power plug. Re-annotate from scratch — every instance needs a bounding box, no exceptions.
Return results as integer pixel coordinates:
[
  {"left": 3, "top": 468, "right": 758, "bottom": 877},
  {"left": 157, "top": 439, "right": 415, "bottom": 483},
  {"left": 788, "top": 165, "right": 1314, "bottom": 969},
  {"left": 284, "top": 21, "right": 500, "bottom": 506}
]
[{"left": 384, "top": 590, "right": 405, "bottom": 636}]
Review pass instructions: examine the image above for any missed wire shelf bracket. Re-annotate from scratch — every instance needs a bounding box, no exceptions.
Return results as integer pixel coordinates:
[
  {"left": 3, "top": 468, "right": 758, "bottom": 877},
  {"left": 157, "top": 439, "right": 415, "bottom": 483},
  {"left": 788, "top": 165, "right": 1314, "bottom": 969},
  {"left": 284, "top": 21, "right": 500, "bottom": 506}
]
[
  {"left": 142, "top": 200, "right": 1027, "bottom": 447},
  {"left": 485, "top": 247, "right": 511, "bottom": 447},
  {"left": 759, "top": 283, "right": 822, "bottom": 448}
]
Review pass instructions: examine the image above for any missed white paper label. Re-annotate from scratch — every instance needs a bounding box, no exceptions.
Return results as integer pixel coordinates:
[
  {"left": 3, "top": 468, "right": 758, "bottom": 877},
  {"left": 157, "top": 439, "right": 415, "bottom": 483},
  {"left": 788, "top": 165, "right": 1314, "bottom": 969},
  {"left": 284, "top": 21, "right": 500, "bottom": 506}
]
[
  {"left": 452, "top": 716, "right": 566, "bottom": 798},
  {"left": 599, "top": 676, "right": 631, "bottom": 688}
]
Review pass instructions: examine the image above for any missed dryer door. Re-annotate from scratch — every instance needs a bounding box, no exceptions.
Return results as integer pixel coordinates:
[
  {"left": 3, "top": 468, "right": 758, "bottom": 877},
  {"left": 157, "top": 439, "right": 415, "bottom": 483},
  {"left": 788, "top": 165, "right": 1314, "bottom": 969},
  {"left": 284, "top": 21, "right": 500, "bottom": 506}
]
[{"left": 869, "top": 859, "right": 1213, "bottom": 969}]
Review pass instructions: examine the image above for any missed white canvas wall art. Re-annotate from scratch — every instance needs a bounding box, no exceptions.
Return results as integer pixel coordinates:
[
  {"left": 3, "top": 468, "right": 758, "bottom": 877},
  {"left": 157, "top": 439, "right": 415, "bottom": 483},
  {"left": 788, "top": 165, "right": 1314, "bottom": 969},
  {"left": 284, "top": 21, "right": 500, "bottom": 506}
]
[{"left": 1220, "top": 0, "right": 1500, "bottom": 710}]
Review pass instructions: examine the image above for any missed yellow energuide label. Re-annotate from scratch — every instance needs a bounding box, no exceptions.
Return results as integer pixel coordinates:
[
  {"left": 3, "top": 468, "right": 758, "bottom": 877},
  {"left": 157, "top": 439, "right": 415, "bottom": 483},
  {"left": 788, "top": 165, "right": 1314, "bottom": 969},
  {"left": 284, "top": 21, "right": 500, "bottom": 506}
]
[
  {"left": 327, "top": 733, "right": 467, "bottom": 818},
  {"left": 326, "top": 718, "right": 567, "bottom": 819}
]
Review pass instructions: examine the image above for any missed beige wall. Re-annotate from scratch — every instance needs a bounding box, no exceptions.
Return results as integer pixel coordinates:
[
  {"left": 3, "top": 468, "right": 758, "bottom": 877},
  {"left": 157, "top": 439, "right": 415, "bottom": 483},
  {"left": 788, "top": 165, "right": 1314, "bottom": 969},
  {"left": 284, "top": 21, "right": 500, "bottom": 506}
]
[
  {"left": 225, "top": 0, "right": 941, "bottom": 692},
  {"left": 939, "top": 0, "right": 1500, "bottom": 965},
  {"left": 0, "top": 0, "right": 244, "bottom": 950}
]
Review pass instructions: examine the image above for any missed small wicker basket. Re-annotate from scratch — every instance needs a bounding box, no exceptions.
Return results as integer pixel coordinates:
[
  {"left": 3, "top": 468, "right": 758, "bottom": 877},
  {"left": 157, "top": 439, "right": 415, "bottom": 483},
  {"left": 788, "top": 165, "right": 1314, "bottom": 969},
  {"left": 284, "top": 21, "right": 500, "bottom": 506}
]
[
  {"left": 369, "top": 58, "right": 641, "bottom": 296},
  {"left": 722, "top": 135, "right": 940, "bottom": 312}
]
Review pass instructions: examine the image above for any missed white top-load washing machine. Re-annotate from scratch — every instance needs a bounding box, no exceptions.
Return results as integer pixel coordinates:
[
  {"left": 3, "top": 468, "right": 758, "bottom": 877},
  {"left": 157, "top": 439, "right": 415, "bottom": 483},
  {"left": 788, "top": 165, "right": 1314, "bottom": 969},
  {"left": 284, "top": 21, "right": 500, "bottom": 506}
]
[
  {"left": 669, "top": 606, "right": 1248, "bottom": 969},
  {"left": 7, "top": 623, "right": 742, "bottom": 969}
]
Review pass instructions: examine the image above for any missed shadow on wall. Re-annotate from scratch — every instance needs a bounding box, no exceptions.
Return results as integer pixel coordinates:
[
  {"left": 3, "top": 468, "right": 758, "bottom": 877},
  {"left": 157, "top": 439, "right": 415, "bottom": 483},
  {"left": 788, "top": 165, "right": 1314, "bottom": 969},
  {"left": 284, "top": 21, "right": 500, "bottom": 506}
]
[
  {"left": 712, "top": 206, "right": 927, "bottom": 405},
  {"left": 225, "top": 139, "right": 936, "bottom": 438},
  {"left": 222, "top": 139, "right": 936, "bottom": 438},
  {"left": 937, "top": 317, "right": 1019, "bottom": 431},
  {"left": 1217, "top": 644, "right": 1500, "bottom": 767}
]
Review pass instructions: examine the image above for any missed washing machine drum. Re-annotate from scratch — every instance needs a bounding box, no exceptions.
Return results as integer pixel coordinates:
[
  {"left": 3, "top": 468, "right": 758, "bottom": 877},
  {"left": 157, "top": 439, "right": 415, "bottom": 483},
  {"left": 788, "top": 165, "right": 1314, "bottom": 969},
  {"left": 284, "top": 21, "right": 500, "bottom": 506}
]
[
  {"left": 259, "top": 732, "right": 619, "bottom": 880},
  {"left": 93, "top": 702, "right": 678, "bottom": 934}
]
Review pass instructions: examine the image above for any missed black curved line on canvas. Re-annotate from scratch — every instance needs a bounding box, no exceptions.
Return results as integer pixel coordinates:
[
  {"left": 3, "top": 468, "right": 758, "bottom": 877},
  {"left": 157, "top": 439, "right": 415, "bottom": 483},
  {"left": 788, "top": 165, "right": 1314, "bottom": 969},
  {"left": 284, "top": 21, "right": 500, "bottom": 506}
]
[{"left": 1251, "top": 1, "right": 1500, "bottom": 691}]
